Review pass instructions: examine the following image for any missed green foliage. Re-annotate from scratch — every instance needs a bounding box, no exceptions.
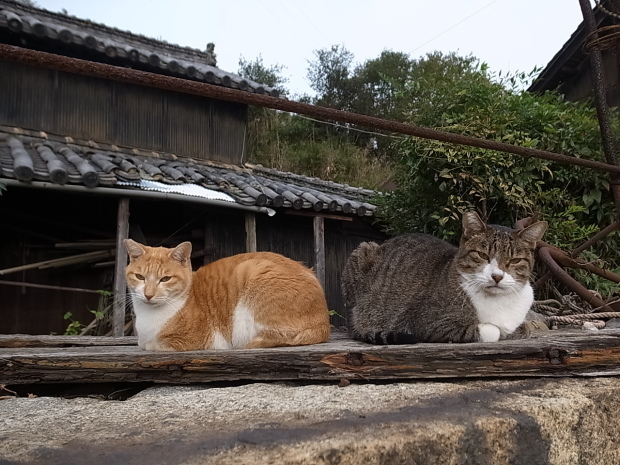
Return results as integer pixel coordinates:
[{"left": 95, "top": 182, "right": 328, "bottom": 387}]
[
  {"left": 248, "top": 110, "right": 393, "bottom": 189},
  {"left": 63, "top": 312, "right": 84, "bottom": 336},
  {"left": 238, "top": 55, "right": 289, "bottom": 97},
  {"left": 63, "top": 308, "right": 105, "bottom": 336},
  {"left": 377, "top": 53, "right": 614, "bottom": 243},
  {"left": 238, "top": 53, "right": 394, "bottom": 189}
]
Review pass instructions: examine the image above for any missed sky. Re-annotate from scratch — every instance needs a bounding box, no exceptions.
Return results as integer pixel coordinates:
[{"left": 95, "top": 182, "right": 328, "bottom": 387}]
[{"left": 33, "top": 0, "right": 590, "bottom": 98}]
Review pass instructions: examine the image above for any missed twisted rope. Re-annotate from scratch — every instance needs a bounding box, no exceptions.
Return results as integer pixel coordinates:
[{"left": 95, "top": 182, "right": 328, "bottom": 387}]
[
  {"left": 594, "top": 0, "right": 620, "bottom": 20},
  {"left": 533, "top": 296, "right": 620, "bottom": 330}
]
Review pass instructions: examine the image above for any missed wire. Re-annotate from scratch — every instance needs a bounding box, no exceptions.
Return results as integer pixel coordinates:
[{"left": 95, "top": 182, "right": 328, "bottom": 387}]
[
  {"left": 293, "top": 113, "right": 403, "bottom": 139},
  {"left": 409, "top": 0, "right": 502, "bottom": 54}
]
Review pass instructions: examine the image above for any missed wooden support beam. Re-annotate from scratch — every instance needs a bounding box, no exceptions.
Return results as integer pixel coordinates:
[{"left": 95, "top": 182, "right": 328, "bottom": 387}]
[
  {"left": 284, "top": 210, "right": 353, "bottom": 221},
  {"left": 245, "top": 212, "right": 257, "bottom": 253},
  {"left": 313, "top": 216, "right": 325, "bottom": 289},
  {"left": 203, "top": 221, "right": 216, "bottom": 266},
  {"left": 112, "top": 198, "right": 130, "bottom": 338}
]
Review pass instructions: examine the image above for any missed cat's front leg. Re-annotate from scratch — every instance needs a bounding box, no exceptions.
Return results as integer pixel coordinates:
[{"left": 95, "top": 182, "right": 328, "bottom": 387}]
[
  {"left": 143, "top": 339, "right": 175, "bottom": 351},
  {"left": 502, "top": 322, "right": 532, "bottom": 340},
  {"left": 477, "top": 323, "right": 501, "bottom": 342}
]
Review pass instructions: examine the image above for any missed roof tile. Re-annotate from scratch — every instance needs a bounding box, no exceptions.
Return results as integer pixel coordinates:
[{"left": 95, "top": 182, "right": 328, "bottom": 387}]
[{"left": 0, "top": 127, "right": 377, "bottom": 217}]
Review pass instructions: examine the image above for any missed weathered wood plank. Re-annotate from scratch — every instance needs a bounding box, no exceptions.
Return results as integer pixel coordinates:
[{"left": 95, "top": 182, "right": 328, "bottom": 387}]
[
  {"left": 1, "top": 330, "right": 620, "bottom": 385},
  {"left": 0, "top": 334, "right": 138, "bottom": 348}
]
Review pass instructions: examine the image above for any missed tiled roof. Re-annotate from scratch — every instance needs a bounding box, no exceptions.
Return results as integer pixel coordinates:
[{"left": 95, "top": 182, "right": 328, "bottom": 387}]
[
  {"left": 0, "top": 126, "right": 377, "bottom": 217},
  {"left": 0, "top": 0, "right": 280, "bottom": 97}
]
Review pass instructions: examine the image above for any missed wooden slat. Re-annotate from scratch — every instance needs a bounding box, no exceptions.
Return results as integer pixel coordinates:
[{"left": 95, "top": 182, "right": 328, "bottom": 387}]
[
  {"left": 1, "top": 330, "right": 620, "bottom": 385},
  {"left": 112, "top": 197, "right": 130, "bottom": 337},
  {"left": 245, "top": 212, "right": 257, "bottom": 253},
  {"left": 313, "top": 216, "right": 325, "bottom": 289},
  {"left": 0, "top": 334, "right": 138, "bottom": 348}
]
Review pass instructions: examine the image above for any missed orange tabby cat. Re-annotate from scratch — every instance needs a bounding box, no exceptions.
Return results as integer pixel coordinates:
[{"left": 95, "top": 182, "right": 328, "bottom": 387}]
[{"left": 124, "top": 239, "right": 331, "bottom": 351}]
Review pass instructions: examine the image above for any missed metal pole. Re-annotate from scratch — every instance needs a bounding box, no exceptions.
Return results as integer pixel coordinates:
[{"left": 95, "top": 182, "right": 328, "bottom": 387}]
[
  {"left": 579, "top": 0, "right": 620, "bottom": 213},
  {"left": 2, "top": 43, "right": 620, "bottom": 174}
]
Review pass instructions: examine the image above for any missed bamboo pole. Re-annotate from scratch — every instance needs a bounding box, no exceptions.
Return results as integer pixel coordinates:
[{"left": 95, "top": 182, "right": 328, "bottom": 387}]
[
  {"left": 0, "top": 279, "right": 102, "bottom": 294},
  {"left": 0, "top": 250, "right": 114, "bottom": 276}
]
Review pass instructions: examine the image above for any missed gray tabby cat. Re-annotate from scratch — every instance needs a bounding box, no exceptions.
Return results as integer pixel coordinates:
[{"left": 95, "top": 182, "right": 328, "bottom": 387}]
[{"left": 342, "top": 212, "right": 547, "bottom": 344}]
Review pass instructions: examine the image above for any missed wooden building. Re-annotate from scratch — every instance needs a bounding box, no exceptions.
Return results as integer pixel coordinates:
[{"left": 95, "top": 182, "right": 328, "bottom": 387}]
[
  {"left": 529, "top": 0, "right": 620, "bottom": 105},
  {"left": 0, "top": 0, "right": 383, "bottom": 336}
]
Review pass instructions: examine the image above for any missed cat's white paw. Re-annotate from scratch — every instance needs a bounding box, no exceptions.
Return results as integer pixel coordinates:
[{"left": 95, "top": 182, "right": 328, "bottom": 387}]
[{"left": 477, "top": 323, "right": 501, "bottom": 342}]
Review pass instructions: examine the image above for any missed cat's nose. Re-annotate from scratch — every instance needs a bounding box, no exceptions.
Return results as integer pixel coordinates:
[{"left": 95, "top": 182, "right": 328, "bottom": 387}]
[{"left": 491, "top": 273, "right": 503, "bottom": 283}]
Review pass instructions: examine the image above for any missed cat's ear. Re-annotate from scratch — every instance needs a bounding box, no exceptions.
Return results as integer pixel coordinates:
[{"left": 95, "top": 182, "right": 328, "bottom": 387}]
[
  {"left": 124, "top": 239, "right": 146, "bottom": 261},
  {"left": 518, "top": 221, "right": 548, "bottom": 248},
  {"left": 462, "top": 211, "right": 486, "bottom": 240},
  {"left": 171, "top": 242, "right": 192, "bottom": 264}
]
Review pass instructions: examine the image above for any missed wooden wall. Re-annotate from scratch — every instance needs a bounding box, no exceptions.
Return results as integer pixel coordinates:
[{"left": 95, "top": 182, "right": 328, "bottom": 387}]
[
  {"left": 0, "top": 186, "right": 384, "bottom": 334},
  {"left": 0, "top": 61, "right": 247, "bottom": 163}
]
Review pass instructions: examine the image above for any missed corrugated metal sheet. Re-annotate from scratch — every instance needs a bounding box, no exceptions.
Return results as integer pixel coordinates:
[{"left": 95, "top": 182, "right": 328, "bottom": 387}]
[{"left": 117, "top": 180, "right": 236, "bottom": 203}]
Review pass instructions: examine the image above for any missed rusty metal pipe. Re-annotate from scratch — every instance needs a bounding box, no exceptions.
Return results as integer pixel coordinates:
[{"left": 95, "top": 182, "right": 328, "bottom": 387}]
[
  {"left": 571, "top": 219, "right": 620, "bottom": 257},
  {"left": 538, "top": 246, "right": 612, "bottom": 311},
  {"left": 1, "top": 44, "right": 620, "bottom": 174},
  {"left": 548, "top": 245, "right": 620, "bottom": 283}
]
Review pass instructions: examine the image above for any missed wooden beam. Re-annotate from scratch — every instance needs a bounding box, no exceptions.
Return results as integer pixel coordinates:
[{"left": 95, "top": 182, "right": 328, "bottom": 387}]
[
  {"left": 245, "top": 212, "right": 257, "bottom": 253},
  {"left": 0, "top": 250, "right": 114, "bottom": 276},
  {"left": 2, "top": 330, "right": 620, "bottom": 385},
  {"left": 0, "top": 280, "right": 102, "bottom": 294},
  {"left": 0, "top": 334, "right": 137, "bottom": 348},
  {"left": 112, "top": 198, "right": 130, "bottom": 337},
  {"left": 284, "top": 210, "right": 353, "bottom": 221},
  {"left": 313, "top": 216, "right": 325, "bottom": 289}
]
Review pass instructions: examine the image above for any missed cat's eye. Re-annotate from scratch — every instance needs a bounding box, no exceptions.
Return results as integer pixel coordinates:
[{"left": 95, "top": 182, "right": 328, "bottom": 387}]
[
  {"left": 473, "top": 251, "right": 489, "bottom": 261},
  {"left": 509, "top": 258, "right": 525, "bottom": 265},
  {"left": 160, "top": 276, "right": 172, "bottom": 283},
  {"left": 135, "top": 274, "right": 145, "bottom": 280}
]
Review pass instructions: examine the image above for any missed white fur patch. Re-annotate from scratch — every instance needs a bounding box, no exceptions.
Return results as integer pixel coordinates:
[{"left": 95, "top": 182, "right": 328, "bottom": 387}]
[
  {"left": 231, "top": 303, "right": 263, "bottom": 348},
  {"left": 211, "top": 331, "right": 233, "bottom": 350},
  {"left": 477, "top": 323, "right": 501, "bottom": 342},
  {"left": 131, "top": 291, "right": 187, "bottom": 349},
  {"left": 460, "top": 266, "right": 534, "bottom": 339}
]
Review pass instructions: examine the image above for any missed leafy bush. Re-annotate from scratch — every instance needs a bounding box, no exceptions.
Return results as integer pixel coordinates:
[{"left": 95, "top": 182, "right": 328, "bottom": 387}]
[{"left": 378, "top": 53, "right": 614, "bottom": 240}]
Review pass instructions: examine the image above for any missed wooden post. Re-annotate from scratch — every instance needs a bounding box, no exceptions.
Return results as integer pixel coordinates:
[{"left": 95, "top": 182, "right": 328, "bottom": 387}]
[
  {"left": 112, "top": 198, "right": 130, "bottom": 337},
  {"left": 245, "top": 212, "right": 257, "bottom": 253},
  {"left": 313, "top": 216, "right": 325, "bottom": 289}
]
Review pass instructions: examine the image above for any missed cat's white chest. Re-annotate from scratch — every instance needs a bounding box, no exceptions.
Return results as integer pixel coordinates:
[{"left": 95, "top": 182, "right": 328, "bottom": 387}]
[
  {"left": 460, "top": 261, "right": 534, "bottom": 341},
  {"left": 131, "top": 298, "right": 183, "bottom": 349},
  {"left": 465, "top": 282, "right": 533, "bottom": 339}
]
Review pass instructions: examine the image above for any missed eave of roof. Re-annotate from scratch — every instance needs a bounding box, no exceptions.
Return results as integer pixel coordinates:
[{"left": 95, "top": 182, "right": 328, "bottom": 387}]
[
  {"left": 528, "top": 3, "right": 609, "bottom": 94},
  {"left": 0, "top": 0, "right": 280, "bottom": 97},
  {"left": 0, "top": 126, "right": 378, "bottom": 218}
]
